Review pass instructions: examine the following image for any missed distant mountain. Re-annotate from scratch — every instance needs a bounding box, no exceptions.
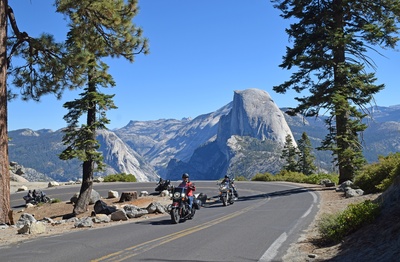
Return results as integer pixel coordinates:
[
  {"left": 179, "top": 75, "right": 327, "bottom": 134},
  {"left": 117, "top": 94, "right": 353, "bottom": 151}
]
[
  {"left": 8, "top": 88, "right": 400, "bottom": 182},
  {"left": 8, "top": 128, "right": 157, "bottom": 182},
  {"left": 164, "top": 89, "right": 297, "bottom": 180}
]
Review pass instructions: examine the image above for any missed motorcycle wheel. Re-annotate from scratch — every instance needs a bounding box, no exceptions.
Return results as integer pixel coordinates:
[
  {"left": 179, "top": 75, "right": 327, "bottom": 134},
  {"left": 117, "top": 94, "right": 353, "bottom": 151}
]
[
  {"left": 222, "top": 196, "right": 228, "bottom": 206},
  {"left": 188, "top": 207, "right": 195, "bottom": 219},
  {"left": 228, "top": 193, "right": 234, "bottom": 204},
  {"left": 171, "top": 209, "right": 180, "bottom": 224},
  {"left": 43, "top": 196, "right": 51, "bottom": 203}
]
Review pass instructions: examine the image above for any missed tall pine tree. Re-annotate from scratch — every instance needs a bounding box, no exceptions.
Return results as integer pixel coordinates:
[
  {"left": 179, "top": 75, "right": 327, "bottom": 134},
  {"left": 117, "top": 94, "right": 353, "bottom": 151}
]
[
  {"left": 297, "top": 132, "right": 316, "bottom": 175},
  {"left": 281, "top": 134, "right": 299, "bottom": 172},
  {"left": 272, "top": 0, "right": 400, "bottom": 183},
  {"left": 56, "top": 0, "right": 149, "bottom": 215}
]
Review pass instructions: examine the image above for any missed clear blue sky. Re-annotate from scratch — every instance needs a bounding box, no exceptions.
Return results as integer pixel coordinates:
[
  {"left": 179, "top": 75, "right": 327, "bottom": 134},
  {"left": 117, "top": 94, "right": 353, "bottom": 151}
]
[{"left": 7, "top": 0, "right": 400, "bottom": 131}]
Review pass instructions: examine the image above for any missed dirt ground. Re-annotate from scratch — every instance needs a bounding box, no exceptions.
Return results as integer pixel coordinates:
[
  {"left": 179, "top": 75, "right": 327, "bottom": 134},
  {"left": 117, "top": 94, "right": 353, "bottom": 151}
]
[
  {"left": 2, "top": 182, "right": 381, "bottom": 261},
  {"left": 2, "top": 182, "right": 172, "bottom": 247}
]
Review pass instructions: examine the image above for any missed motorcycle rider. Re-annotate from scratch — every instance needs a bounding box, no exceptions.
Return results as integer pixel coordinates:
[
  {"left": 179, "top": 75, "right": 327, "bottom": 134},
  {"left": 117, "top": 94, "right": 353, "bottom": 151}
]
[
  {"left": 23, "top": 190, "right": 34, "bottom": 203},
  {"left": 178, "top": 173, "right": 196, "bottom": 212},
  {"left": 222, "top": 175, "right": 238, "bottom": 198},
  {"left": 32, "top": 189, "right": 38, "bottom": 199}
]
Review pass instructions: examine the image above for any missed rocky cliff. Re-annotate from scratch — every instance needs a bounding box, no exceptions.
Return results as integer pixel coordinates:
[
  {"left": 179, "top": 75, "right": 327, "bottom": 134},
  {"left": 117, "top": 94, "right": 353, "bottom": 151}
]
[{"left": 165, "top": 89, "right": 296, "bottom": 180}]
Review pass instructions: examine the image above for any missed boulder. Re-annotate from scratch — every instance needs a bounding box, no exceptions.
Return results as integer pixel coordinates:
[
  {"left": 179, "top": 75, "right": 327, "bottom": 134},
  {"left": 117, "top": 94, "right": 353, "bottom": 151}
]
[
  {"left": 48, "top": 181, "right": 60, "bottom": 187},
  {"left": 16, "top": 213, "right": 37, "bottom": 228},
  {"left": 146, "top": 202, "right": 166, "bottom": 214},
  {"left": 70, "top": 190, "right": 101, "bottom": 205},
  {"left": 17, "top": 186, "right": 28, "bottom": 192},
  {"left": 119, "top": 191, "right": 138, "bottom": 202},
  {"left": 94, "top": 200, "right": 117, "bottom": 215},
  {"left": 110, "top": 210, "right": 129, "bottom": 221},
  {"left": 18, "top": 221, "right": 46, "bottom": 235},
  {"left": 74, "top": 217, "right": 93, "bottom": 228}
]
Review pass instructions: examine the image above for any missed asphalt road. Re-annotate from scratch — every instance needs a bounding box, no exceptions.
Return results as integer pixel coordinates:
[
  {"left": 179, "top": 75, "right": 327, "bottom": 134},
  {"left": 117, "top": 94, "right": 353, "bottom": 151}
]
[{"left": 6, "top": 181, "right": 319, "bottom": 261}]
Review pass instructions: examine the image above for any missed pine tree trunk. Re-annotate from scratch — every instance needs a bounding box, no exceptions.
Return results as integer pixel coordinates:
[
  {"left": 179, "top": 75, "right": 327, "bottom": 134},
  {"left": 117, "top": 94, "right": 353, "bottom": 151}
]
[
  {"left": 0, "top": 0, "right": 10, "bottom": 224},
  {"left": 73, "top": 160, "right": 94, "bottom": 215},
  {"left": 73, "top": 71, "right": 96, "bottom": 215},
  {"left": 332, "top": 0, "right": 352, "bottom": 184}
]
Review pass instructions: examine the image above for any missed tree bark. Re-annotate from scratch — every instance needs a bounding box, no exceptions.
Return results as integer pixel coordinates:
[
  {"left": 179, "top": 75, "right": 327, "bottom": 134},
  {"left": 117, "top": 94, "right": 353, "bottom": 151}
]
[
  {"left": 0, "top": 0, "right": 10, "bottom": 224},
  {"left": 73, "top": 69, "right": 96, "bottom": 215},
  {"left": 332, "top": 0, "right": 353, "bottom": 184}
]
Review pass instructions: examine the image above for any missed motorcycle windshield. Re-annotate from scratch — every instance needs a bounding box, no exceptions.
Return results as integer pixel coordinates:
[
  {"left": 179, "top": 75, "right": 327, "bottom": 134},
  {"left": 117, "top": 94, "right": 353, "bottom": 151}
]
[{"left": 173, "top": 187, "right": 187, "bottom": 194}]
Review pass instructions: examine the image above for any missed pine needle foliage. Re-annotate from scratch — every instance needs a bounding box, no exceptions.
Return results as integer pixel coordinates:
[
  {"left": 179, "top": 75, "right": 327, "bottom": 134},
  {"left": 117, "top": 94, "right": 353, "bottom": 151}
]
[
  {"left": 297, "top": 132, "right": 317, "bottom": 175},
  {"left": 57, "top": 0, "right": 148, "bottom": 215},
  {"left": 272, "top": 0, "right": 400, "bottom": 184}
]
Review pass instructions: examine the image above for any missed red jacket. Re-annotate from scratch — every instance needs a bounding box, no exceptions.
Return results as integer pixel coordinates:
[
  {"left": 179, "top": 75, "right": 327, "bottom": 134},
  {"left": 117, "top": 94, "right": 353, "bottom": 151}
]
[{"left": 178, "top": 181, "right": 195, "bottom": 196}]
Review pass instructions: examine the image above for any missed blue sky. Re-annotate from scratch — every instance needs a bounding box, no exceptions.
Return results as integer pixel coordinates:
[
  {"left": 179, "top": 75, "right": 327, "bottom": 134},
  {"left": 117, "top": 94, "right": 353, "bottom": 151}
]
[{"left": 7, "top": 0, "right": 400, "bottom": 131}]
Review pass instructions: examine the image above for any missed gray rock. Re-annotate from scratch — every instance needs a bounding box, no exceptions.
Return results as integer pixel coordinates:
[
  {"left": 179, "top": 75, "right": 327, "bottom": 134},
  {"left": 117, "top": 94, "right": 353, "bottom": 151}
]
[
  {"left": 70, "top": 190, "right": 101, "bottom": 205},
  {"left": 139, "top": 191, "right": 149, "bottom": 197},
  {"left": 93, "top": 214, "right": 111, "bottom": 223},
  {"left": 146, "top": 202, "right": 166, "bottom": 214},
  {"left": 108, "top": 190, "right": 119, "bottom": 199},
  {"left": 18, "top": 221, "right": 46, "bottom": 234},
  {"left": 48, "top": 181, "right": 60, "bottom": 187},
  {"left": 123, "top": 205, "right": 148, "bottom": 218},
  {"left": 110, "top": 210, "right": 129, "bottom": 221},
  {"left": 74, "top": 217, "right": 93, "bottom": 228},
  {"left": 16, "top": 213, "right": 37, "bottom": 228}
]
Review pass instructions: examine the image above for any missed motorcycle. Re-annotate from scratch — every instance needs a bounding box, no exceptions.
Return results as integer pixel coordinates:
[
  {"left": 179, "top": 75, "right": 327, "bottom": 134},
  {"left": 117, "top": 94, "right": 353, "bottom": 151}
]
[
  {"left": 155, "top": 178, "right": 172, "bottom": 193},
  {"left": 218, "top": 181, "right": 235, "bottom": 206},
  {"left": 168, "top": 187, "right": 196, "bottom": 224},
  {"left": 23, "top": 191, "right": 51, "bottom": 205}
]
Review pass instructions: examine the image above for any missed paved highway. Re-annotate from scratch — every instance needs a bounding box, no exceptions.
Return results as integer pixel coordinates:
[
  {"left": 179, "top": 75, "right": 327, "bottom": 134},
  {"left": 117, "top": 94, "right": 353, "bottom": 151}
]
[{"left": 6, "top": 181, "right": 319, "bottom": 261}]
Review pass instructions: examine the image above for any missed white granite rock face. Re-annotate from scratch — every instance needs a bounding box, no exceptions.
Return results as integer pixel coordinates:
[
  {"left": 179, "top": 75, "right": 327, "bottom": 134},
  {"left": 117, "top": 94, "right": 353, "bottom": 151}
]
[{"left": 218, "top": 88, "right": 296, "bottom": 146}]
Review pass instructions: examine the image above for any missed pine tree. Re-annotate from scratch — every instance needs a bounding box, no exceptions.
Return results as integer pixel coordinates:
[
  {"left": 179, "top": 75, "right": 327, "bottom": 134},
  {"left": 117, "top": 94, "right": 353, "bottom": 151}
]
[
  {"left": 297, "top": 132, "right": 316, "bottom": 175},
  {"left": 281, "top": 134, "right": 299, "bottom": 172},
  {"left": 1, "top": 2, "right": 69, "bottom": 224},
  {"left": 56, "top": 0, "right": 149, "bottom": 215},
  {"left": 272, "top": 0, "right": 400, "bottom": 183}
]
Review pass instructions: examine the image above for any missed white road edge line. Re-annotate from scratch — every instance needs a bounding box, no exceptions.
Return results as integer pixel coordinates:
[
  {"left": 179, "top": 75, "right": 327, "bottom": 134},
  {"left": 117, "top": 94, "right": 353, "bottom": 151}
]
[
  {"left": 258, "top": 232, "right": 288, "bottom": 262},
  {"left": 258, "top": 191, "right": 318, "bottom": 262}
]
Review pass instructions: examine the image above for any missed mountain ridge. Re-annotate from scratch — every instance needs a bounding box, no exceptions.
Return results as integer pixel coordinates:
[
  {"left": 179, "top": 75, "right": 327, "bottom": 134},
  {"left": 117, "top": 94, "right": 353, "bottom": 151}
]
[{"left": 8, "top": 88, "right": 400, "bottom": 182}]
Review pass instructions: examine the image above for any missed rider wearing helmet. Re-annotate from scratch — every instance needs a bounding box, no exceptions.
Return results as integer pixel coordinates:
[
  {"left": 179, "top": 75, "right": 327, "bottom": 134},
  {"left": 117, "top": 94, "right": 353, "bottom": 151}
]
[
  {"left": 178, "top": 173, "right": 196, "bottom": 211},
  {"left": 222, "top": 175, "right": 238, "bottom": 198}
]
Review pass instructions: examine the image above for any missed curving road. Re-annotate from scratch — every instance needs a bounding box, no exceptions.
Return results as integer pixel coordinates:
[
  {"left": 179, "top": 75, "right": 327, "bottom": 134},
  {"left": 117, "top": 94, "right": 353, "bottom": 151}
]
[{"left": 5, "top": 181, "right": 319, "bottom": 261}]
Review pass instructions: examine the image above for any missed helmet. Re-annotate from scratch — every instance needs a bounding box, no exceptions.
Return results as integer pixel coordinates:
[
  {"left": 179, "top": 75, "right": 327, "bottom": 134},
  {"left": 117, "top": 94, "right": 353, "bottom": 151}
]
[
  {"left": 182, "top": 173, "right": 189, "bottom": 179},
  {"left": 224, "top": 175, "right": 229, "bottom": 178}
]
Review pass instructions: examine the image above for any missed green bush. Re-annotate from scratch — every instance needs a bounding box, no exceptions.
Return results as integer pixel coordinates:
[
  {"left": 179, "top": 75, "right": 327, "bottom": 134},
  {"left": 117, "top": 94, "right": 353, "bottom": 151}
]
[
  {"left": 318, "top": 200, "right": 380, "bottom": 244},
  {"left": 303, "top": 173, "right": 339, "bottom": 185},
  {"left": 354, "top": 153, "right": 400, "bottom": 193},
  {"left": 251, "top": 171, "right": 339, "bottom": 185},
  {"left": 235, "top": 175, "right": 248, "bottom": 181},
  {"left": 103, "top": 173, "right": 137, "bottom": 182},
  {"left": 274, "top": 170, "right": 307, "bottom": 183},
  {"left": 251, "top": 172, "right": 275, "bottom": 181}
]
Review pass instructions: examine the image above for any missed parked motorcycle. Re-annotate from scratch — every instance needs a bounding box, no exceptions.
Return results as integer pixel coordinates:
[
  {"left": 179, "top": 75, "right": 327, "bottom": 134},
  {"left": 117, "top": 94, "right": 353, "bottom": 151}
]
[
  {"left": 155, "top": 178, "right": 172, "bottom": 193},
  {"left": 23, "top": 191, "right": 51, "bottom": 205},
  {"left": 218, "top": 181, "right": 235, "bottom": 206},
  {"left": 168, "top": 187, "right": 197, "bottom": 224}
]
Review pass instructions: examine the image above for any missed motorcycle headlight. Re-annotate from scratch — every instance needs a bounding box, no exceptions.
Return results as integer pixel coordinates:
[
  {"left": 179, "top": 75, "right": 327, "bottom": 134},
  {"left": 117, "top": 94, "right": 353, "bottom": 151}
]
[
  {"left": 181, "top": 192, "right": 186, "bottom": 198},
  {"left": 173, "top": 192, "right": 181, "bottom": 198}
]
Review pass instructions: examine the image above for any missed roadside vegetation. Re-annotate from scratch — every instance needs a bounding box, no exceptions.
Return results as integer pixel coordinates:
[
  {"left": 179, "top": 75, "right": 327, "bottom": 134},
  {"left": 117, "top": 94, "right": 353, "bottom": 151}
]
[
  {"left": 103, "top": 173, "right": 137, "bottom": 182},
  {"left": 251, "top": 171, "right": 339, "bottom": 185},
  {"left": 253, "top": 150, "right": 400, "bottom": 244},
  {"left": 318, "top": 200, "right": 380, "bottom": 244}
]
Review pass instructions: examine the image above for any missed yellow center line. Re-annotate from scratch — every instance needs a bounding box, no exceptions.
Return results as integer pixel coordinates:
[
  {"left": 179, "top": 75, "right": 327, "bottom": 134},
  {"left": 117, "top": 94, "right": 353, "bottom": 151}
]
[{"left": 92, "top": 197, "right": 270, "bottom": 262}]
